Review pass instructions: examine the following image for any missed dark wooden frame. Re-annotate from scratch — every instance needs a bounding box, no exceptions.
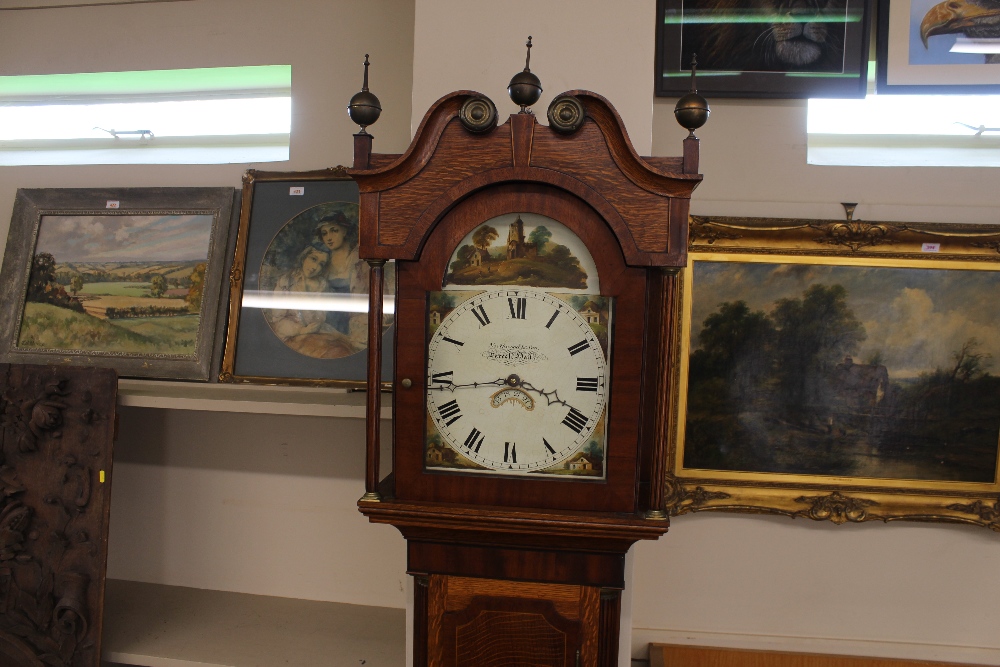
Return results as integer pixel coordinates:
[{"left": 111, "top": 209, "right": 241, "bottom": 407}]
[
  {"left": 219, "top": 168, "right": 393, "bottom": 388},
  {"left": 0, "top": 187, "right": 236, "bottom": 381},
  {"left": 875, "top": 0, "right": 1000, "bottom": 94},
  {"left": 655, "top": 0, "right": 873, "bottom": 99}
]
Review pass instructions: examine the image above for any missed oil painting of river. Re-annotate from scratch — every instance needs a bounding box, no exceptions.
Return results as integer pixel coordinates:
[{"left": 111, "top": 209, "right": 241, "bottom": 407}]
[{"left": 682, "top": 259, "right": 1000, "bottom": 484}]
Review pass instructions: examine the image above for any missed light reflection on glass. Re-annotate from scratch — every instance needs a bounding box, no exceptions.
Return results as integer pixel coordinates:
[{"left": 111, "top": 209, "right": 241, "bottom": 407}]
[{"left": 242, "top": 290, "right": 396, "bottom": 314}]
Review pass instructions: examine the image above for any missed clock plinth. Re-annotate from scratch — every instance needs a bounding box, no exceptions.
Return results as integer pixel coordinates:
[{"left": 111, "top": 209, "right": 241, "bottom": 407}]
[{"left": 352, "top": 90, "right": 701, "bottom": 666}]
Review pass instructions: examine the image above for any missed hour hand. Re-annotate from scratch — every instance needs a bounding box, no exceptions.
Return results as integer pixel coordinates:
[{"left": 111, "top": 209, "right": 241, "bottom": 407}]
[{"left": 428, "top": 375, "right": 505, "bottom": 391}]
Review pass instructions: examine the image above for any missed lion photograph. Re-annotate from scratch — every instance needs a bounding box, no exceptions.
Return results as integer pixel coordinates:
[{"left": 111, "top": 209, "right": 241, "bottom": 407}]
[{"left": 678, "top": 0, "right": 850, "bottom": 73}]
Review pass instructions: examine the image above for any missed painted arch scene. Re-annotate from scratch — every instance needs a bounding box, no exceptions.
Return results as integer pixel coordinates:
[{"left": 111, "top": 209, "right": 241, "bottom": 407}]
[
  {"left": 682, "top": 259, "right": 1000, "bottom": 484},
  {"left": 443, "top": 213, "right": 599, "bottom": 293}
]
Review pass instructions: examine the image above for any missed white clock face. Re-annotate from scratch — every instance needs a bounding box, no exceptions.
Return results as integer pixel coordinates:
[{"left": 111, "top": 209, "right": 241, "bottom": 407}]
[{"left": 426, "top": 288, "right": 610, "bottom": 474}]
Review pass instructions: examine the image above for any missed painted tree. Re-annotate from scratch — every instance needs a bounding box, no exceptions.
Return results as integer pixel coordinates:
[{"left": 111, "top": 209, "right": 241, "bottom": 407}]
[
  {"left": 771, "top": 283, "right": 866, "bottom": 412},
  {"left": 69, "top": 274, "right": 84, "bottom": 295},
  {"left": 527, "top": 225, "right": 552, "bottom": 254},
  {"left": 185, "top": 263, "right": 207, "bottom": 312},
  {"left": 149, "top": 275, "right": 167, "bottom": 298},
  {"left": 26, "top": 253, "right": 57, "bottom": 302},
  {"left": 471, "top": 225, "right": 498, "bottom": 253},
  {"left": 690, "top": 300, "right": 774, "bottom": 402}
]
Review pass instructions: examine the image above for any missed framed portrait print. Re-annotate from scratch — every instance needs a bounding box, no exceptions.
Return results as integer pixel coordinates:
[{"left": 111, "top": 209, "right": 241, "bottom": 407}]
[
  {"left": 0, "top": 187, "right": 237, "bottom": 381},
  {"left": 666, "top": 215, "right": 1000, "bottom": 531},
  {"left": 655, "top": 0, "right": 873, "bottom": 98},
  {"left": 876, "top": 0, "right": 1000, "bottom": 93},
  {"left": 220, "top": 169, "right": 394, "bottom": 387}
]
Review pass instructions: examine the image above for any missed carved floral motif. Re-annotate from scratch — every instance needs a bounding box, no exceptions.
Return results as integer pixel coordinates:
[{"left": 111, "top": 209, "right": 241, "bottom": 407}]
[
  {"left": 0, "top": 367, "right": 114, "bottom": 667},
  {"left": 793, "top": 491, "right": 879, "bottom": 524},
  {"left": 1, "top": 381, "right": 69, "bottom": 454},
  {"left": 946, "top": 499, "right": 1000, "bottom": 531}
]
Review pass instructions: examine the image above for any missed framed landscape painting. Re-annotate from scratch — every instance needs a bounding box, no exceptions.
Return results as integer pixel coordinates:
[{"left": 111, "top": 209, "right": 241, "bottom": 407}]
[
  {"left": 655, "top": 0, "right": 872, "bottom": 98},
  {"left": 667, "top": 215, "right": 1000, "bottom": 531},
  {"left": 877, "top": 0, "right": 1000, "bottom": 93},
  {"left": 220, "top": 169, "right": 394, "bottom": 387},
  {"left": 0, "top": 188, "right": 236, "bottom": 381}
]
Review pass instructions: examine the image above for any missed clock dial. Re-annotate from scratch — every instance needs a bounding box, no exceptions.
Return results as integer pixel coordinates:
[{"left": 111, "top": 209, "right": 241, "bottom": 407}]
[{"left": 426, "top": 289, "right": 610, "bottom": 475}]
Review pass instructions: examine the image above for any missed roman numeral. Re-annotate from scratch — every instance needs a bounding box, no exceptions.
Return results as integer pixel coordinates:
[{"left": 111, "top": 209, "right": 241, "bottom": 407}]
[
  {"left": 576, "top": 377, "right": 599, "bottom": 392},
  {"left": 464, "top": 427, "right": 485, "bottom": 453},
  {"left": 508, "top": 297, "right": 526, "bottom": 319},
  {"left": 543, "top": 438, "right": 555, "bottom": 455},
  {"left": 567, "top": 340, "right": 589, "bottom": 356},
  {"left": 443, "top": 336, "right": 464, "bottom": 347},
  {"left": 545, "top": 309, "right": 560, "bottom": 329},
  {"left": 431, "top": 371, "right": 453, "bottom": 385},
  {"left": 562, "top": 406, "right": 588, "bottom": 434},
  {"left": 437, "top": 399, "right": 462, "bottom": 426},
  {"left": 471, "top": 304, "right": 490, "bottom": 327},
  {"left": 504, "top": 441, "right": 517, "bottom": 463}
]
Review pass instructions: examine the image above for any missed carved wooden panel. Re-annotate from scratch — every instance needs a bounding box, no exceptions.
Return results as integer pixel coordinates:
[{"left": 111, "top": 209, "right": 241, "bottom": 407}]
[
  {"left": 0, "top": 364, "right": 116, "bottom": 667},
  {"left": 426, "top": 575, "right": 601, "bottom": 667}
]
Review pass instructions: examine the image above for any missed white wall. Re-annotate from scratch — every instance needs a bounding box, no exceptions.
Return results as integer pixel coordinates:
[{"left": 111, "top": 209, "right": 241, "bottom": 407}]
[
  {"left": 411, "top": 0, "right": 656, "bottom": 154},
  {"left": 633, "top": 98, "right": 1000, "bottom": 664},
  {"left": 0, "top": 0, "right": 416, "bottom": 610}
]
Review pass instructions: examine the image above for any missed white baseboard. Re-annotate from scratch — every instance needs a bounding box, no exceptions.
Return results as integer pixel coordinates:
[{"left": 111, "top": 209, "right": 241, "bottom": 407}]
[{"left": 630, "top": 628, "right": 1000, "bottom": 665}]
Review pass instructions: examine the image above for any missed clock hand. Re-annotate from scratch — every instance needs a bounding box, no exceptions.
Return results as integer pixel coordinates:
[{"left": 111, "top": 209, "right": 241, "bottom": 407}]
[
  {"left": 429, "top": 377, "right": 506, "bottom": 392},
  {"left": 518, "top": 379, "right": 570, "bottom": 408}
]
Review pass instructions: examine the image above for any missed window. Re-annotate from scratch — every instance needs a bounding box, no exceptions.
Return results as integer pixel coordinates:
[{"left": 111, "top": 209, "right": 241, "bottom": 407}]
[
  {"left": 0, "top": 66, "right": 291, "bottom": 166},
  {"left": 807, "top": 67, "right": 1000, "bottom": 168}
]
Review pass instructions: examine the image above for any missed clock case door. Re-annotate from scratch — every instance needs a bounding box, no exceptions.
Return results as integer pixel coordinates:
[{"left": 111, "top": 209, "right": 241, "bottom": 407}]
[
  {"left": 352, "top": 90, "right": 702, "bottom": 521},
  {"left": 395, "top": 184, "right": 649, "bottom": 513}
]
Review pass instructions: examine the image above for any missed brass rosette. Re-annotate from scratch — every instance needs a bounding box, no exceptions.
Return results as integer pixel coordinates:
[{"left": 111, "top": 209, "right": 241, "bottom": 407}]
[
  {"left": 546, "top": 95, "right": 585, "bottom": 134},
  {"left": 458, "top": 95, "right": 498, "bottom": 134}
]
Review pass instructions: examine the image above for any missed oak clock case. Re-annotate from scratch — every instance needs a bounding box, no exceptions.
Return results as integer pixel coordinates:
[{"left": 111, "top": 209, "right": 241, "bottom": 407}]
[
  {"left": 350, "top": 78, "right": 704, "bottom": 667},
  {"left": 394, "top": 188, "right": 648, "bottom": 513},
  {"left": 425, "top": 213, "right": 611, "bottom": 479}
]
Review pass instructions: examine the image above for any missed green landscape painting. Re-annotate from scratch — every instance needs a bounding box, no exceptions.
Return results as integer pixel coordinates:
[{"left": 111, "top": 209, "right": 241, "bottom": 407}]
[
  {"left": 16, "top": 214, "right": 214, "bottom": 356},
  {"left": 684, "top": 260, "right": 1000, "bottom": 484}
]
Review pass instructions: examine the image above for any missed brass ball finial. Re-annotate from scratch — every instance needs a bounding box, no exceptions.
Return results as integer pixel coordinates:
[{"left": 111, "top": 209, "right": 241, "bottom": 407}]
[
  {"left": 674, "top": 54, "right": 710, "bottom": 136},
  {"left": 508, "top": 36, "right": 542, "bottom": 112},
  {"left": 348, "top": 54, "right": 382, "bottom": 134}
]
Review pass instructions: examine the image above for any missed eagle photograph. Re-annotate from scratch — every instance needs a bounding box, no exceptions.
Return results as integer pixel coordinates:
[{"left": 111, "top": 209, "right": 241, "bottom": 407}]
[{"left": 911, "top": 0, "right": 1000, "bottom": 65}]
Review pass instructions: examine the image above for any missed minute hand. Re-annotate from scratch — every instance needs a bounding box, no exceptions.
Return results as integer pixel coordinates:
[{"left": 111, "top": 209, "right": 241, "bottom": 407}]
[
  {"left": 519, "top": 380, "right": 570, "bottom": 408},
  {"left": 429, "top": 378, "right": 506, "bottom": 392}
]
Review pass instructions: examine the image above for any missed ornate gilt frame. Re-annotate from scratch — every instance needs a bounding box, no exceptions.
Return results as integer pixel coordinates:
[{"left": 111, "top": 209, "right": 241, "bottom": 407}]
[{"left": 665, "top": 213, "right": 1000, "bottom": 531}]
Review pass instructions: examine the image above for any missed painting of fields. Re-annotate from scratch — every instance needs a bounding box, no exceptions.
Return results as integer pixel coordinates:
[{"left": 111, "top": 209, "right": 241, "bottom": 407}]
[{"left": 16, "top": 214, "right": 213, "bottom": 356}]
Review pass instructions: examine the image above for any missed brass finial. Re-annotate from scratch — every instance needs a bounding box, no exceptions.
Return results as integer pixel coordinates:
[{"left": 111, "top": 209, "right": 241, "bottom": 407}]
[
  {"left": 674, "top": 53, "right": 710, "bottom": 136},
  {"left": 508, "top": 36, "right": 542, "bottom": 112},
  {"left": 842, "top": 203, "right": 858, "bottom": 221},
  {"left": 348, "top": 53, "right": 382, "bottom": 134}
]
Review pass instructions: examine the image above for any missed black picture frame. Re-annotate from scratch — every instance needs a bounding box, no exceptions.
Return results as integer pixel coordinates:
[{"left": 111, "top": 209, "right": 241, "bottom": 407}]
[
  {"left": 0, "top": 187, "right": 237, "bottom": 381},
  {"left": 876, "top": 0, "right": 1000, "bottom": 94},
  {"left": 655, "top": 0, "right": 873, "bottom": 99},
  {"left": 220, "top": 169, "right": 394, "bottom": 388}
]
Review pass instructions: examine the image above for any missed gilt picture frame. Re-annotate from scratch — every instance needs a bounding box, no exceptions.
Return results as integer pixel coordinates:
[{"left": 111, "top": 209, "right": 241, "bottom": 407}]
[
  {"left": 655, "top": 0, "right": 873, "bottom": 98},
  {"left": 220, "top": 169, "right": 394, "bottom": 388},
  {"left": 667, "top": 215, "right": 1000, "bottom": 531},
  {"left": 876, "top": 0, "right": 1000, "bottom": 94},
  {"left": 0, "top": 187, "right": 237, "bottom": 381}
]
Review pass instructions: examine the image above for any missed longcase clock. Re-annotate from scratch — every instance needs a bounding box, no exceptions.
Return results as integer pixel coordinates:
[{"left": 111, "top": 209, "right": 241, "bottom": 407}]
[{"left": 349, "top": 50, "right": 706, "bottom": 666}]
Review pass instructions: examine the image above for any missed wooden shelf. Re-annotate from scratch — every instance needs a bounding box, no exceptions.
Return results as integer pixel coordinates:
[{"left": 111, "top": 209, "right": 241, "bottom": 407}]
[
  {"left": 118, "top": 379, "right": 392, "bottom": 418},
  {"left": 101, "top": 580, "right": 406, "bottom": 667}
]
